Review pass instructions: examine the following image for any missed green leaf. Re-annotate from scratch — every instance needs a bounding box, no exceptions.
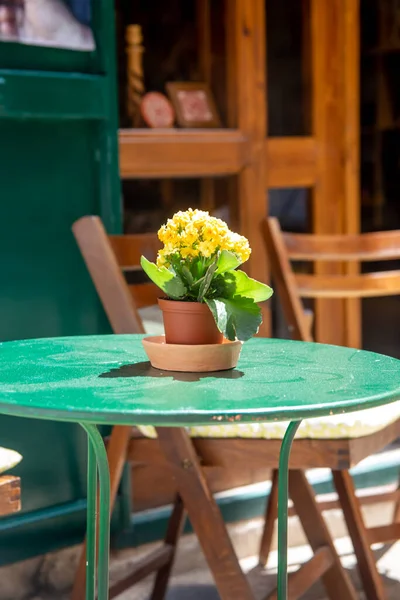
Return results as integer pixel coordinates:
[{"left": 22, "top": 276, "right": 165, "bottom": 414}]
[
  {"left": 215, "top": 250, "right": 241, "bottom": 274},
  {"left": 197, "top": 258, "right": 218, "bottom": 302},
  {"left": 140, "top": 256, "right": 187, "bottom": 299},
  {"left": 228, "top": 270, "right": 273, "bottom": 302},
  {"left": 181, "top": 266, "right": 194, "bottom": 287},
  {"left": 205, "top": 296, "right": 263, "bottom": 341}
]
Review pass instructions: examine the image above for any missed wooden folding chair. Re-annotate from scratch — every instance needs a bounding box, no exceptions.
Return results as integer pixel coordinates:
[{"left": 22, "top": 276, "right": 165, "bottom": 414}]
[
  {"left": 72, "top": 215, "right": 361, "bottom": 600},
  {"left": 263, "top": 216, "right": 400, "bottom": 600},
  {"left": 71, "top": 217, "right": 185, "bottom": 600}
]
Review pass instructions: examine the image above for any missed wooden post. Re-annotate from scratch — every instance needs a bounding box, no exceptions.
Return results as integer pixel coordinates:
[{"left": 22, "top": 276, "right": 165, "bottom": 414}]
[
  {"left": 225, "top": 0, "right": 240, "bottom": 231},
  {"left": 310, "top": 0, "right": 361, "bottom": 347},
  {"left": 197, "top": 0, "right": 216, "bottom": 214},
  {"left": 311, "top": 0, "right": 346, "bottom": 346},
  {"left": 126, "top": 24, "right": 145, "bottom": 127},
  {"left": 229, "top": 0, "right": 269, "bottom": 336},
  {"left": 343, "top": 0, "right": 361, "bottom": 349}
]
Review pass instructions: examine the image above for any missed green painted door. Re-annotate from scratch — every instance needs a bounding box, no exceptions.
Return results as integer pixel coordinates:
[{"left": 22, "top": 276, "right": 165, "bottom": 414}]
[{"left": 0, "top": 1, "right": 122, "bottom": 564}]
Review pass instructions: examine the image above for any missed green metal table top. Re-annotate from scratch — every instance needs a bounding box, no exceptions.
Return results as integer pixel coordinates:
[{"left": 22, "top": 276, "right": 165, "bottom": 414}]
[{"left": 0, "top": 335, "right": 399, "bottom": 426}]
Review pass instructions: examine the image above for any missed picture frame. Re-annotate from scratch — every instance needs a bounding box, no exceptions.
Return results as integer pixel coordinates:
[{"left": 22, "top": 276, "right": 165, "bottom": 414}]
[{"left": 166, "top": 82, "right": 221, "bottom": 128}]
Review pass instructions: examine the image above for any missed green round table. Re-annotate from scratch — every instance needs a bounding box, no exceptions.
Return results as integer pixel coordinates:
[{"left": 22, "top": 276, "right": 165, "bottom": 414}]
[{"left": 1, "top": 334, "right": 400, "bottom": 600}]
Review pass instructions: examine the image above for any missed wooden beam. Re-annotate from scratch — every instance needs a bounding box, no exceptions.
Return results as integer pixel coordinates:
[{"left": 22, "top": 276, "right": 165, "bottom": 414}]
[
  {"left": 119, "top": 129, "right": 249, "bottom": 178},
  {"left": 266, "top": 137, "right": 317, "bottom": 188},
  {"left": 266, "top": 547, "right": 334, "bottom": 600},
  {"left": 368, "top": 523, "right": 400, "bottom": 546},
  {"left": 109, "top": 546, "right": 174, "bottom": 598}
]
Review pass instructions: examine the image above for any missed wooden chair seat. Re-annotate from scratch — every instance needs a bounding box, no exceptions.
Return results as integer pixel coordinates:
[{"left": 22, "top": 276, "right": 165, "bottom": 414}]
[{"left": 138, "top": 402, "right": 400, "bottom": 441}]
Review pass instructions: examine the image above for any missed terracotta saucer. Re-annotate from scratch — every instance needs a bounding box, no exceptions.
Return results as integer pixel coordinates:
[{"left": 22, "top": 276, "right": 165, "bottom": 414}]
[{"left": 142, "top": 336, "right": 243, "bottom": 372}]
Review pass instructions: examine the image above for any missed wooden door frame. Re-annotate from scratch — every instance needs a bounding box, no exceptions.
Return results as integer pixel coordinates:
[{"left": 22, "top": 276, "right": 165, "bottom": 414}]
[{"left": 118, "top": 0, "right": 360, "bottom": 344}]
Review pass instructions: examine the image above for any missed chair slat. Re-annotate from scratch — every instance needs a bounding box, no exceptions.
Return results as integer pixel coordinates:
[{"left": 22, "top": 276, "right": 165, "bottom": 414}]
[
  {"left": 128, "top": 283, "right": 160, "bottom": 310},
  {"left": 72, "top": 216, "right": 145, "bottom": 334},
  {"left": 296, "top": 271, "right": 400, "bottom": 298},
  {"left": 283, "top": 230, "right": 400, "bottom": 261},
  {"left": 109, "top": 233, "right": 161, "bottom": 268}
]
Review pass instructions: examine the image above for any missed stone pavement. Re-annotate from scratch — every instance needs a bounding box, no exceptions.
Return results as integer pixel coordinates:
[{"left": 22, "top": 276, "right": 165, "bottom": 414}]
[
  {"left": 1, "top": 480, "right": 398, "bottom": 600},
  {"left": 28, "top": 540, "right": 400, "bottom": 600},
  {"left": 24, "top": 514, "right": 400, "bottom": 600}
]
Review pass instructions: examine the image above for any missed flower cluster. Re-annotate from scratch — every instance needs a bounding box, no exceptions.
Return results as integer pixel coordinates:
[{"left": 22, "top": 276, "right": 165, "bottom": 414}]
[{"left": 156, "top": 208, "right": 251, "bottom": 267}]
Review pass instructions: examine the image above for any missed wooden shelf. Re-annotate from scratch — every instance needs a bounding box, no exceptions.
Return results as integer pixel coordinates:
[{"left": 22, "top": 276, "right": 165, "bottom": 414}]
[
  {"left": 119, "top": 129, "right": 319, "bottom": 190},
  {"left": 119, "top": 129, "right": 250, "bottom": 178}
]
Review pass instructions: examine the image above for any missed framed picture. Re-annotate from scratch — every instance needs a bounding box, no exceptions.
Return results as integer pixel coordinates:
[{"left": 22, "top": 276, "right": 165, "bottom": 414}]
[{"left": 166, "top": 82, "right": 221, "bottom": 128}]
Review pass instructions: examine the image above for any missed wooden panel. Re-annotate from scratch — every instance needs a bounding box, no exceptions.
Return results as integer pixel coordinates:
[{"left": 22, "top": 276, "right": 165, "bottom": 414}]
[
  {"left": 0, "top": 70, "right": 106, "bottom": 120},
  {"left": 266, "top": 137, "right": 317, "bottom": 188},
  {"left": 119, "top": 129, "right": 250, "bottom": 178}
]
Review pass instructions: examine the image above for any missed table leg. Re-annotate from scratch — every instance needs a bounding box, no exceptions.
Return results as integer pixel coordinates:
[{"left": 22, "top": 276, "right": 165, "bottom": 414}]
[
  {"left": 85, "top": 433, "right": 97, "bottom": 600},
  {"left": 277, "top": 420, "right": 301, "bottom": 600},
  {"left": 81, "top": 424, "right": 111, "bottom": 600}
]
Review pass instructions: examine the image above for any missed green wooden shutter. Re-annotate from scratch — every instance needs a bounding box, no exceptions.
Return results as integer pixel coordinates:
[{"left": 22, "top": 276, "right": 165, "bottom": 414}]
[{"left": 0, "top": 0, "right": 122, "bottom": 564}]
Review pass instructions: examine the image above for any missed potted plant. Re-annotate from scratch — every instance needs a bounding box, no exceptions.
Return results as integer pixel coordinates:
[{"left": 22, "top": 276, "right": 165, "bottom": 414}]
[{"left": 141, "top": 208, "right": 273, "bottom": 347}]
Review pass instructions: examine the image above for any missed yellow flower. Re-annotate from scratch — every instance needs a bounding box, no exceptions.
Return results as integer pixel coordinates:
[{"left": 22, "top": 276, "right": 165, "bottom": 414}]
[
  {"left": 198, "top": 240, "right": 215, "bottom": 258},
  {"left": 179, "top": 224, "right": 198, "bottom": 247},
  {"left": 156, "top": 208, "right": 251, "bottom": 267},
  {"left": 180, "top": 246, "right": 198, "bottom": 259}
]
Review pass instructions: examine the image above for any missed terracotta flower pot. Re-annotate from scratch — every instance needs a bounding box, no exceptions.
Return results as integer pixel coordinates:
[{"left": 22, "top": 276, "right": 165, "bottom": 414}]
[{"left": 158, "top": 298, "right": 223, "bottom": 345}]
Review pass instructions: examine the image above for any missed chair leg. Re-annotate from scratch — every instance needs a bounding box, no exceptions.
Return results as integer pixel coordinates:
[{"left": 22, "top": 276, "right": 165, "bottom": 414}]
[
  {"left": 394, "top": 496, "right": 400, "bottom": 523},
  {"left": 289, "top": 470, "right": 357, "bottom": 600},
  {"left": 259, "top": 468, "right": 278, "bottom": 566},
  {"left": 150, "top": 494, "right": 186, "bottom": 600},
  {"left": 393, "top": 471, "right": 400, "bottom": 523},
  {"left": 71, "top": 425, "right": 132, "bottom": 600},
  {"left": 156, "top": 427, "right": 254, "bottom": 600},
  {"left": 332, "top": 470, "right": 386, "bottom": 600}
]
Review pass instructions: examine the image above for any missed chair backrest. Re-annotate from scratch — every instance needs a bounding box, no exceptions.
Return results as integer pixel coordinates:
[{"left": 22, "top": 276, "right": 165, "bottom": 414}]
[
  {"left": 72, "top": 216, "right": 161, "bottom": 334},
  {"left": 264, "top": 217, "right": 400, "bottom": 343}
]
